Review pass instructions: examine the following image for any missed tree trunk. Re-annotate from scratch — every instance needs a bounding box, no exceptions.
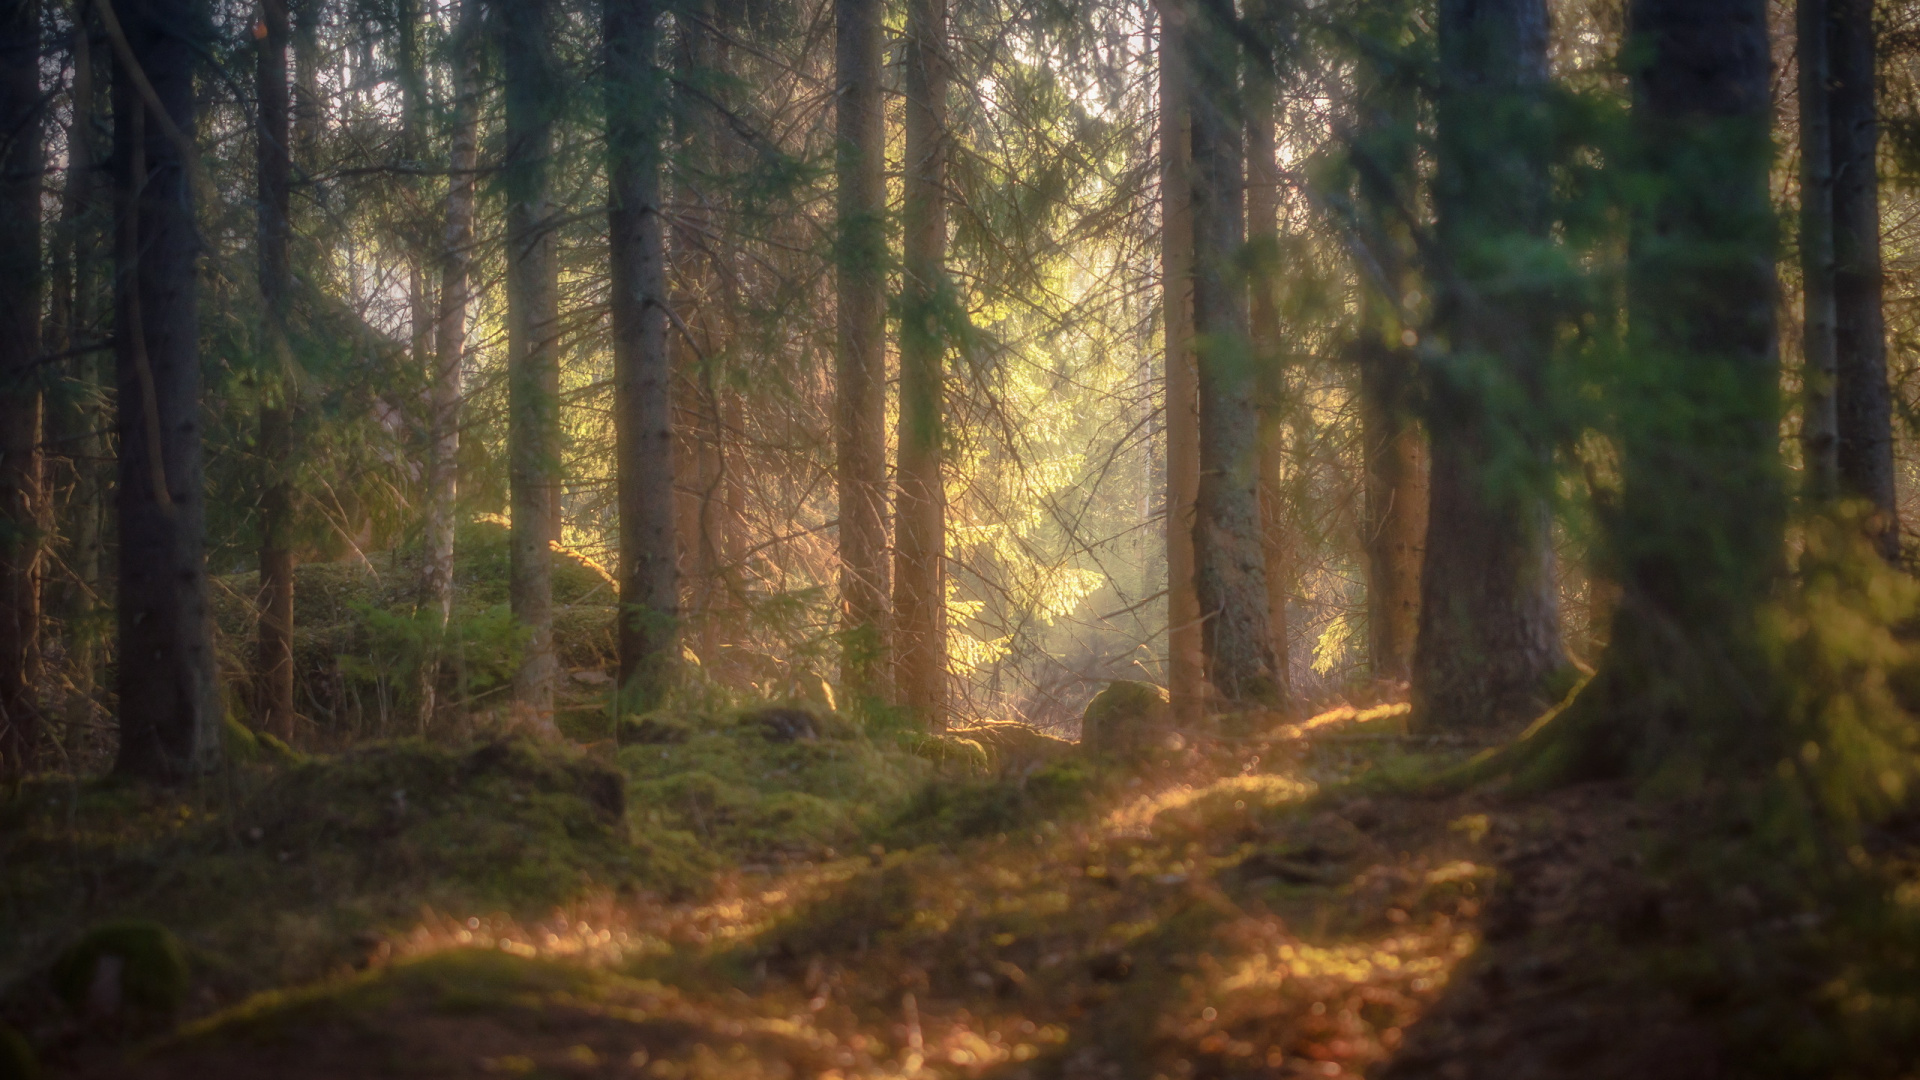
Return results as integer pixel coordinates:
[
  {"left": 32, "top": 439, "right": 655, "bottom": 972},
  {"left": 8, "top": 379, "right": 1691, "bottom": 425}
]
[
  {"left": 502, "top": 0, "right": 562, "bottom": 729},
  {"left": 256, "top": 0, "right": 296, "bottom": 742},
  {"left": 608, "top": 0, "right": 676, "bottom": 708},
  {"left": 49, "top": 3, "right": 108, "bottom": 739},
  {"left": 1351, "top": 62, "right": 1426, "bottom": 692},
  {"left": 110, "top": 0, "right": 219, "bottom": 779},
  {"left": 1799, "top": 0, "right": 1838, "bottom": 500},
  {"left": 1245, "top": 17, "right": 1291, "bottom": 708},
  {"left": 1159, "top": 0, "right": 1204, "bottom": 724},
  {"left": 834, "top": 0, "right": 889, "bottom": 702},
  {"left": 1358, "top": 324, "right": 1426, "bottom": 688},
  {"left": 1413, "top": 0, "right": 1564, "bottom": 732},
  {"left": 894, "top": 0, "right": 949, "bottom": 730},
  {"left": 1188, "top": 2, "right": 1278, "bottom": 708},
  {"left": 419, "top": 0, "right": 480, "bottom": 726},
  {"left": 0, "top": 0, "right": 44, "bottom": 775},
  {"left": 1830, "top": 0, "right": 1897, "bottom": 556},
  {"left": 1577, "top": 0, "right": 1783, "bottom": 772}
]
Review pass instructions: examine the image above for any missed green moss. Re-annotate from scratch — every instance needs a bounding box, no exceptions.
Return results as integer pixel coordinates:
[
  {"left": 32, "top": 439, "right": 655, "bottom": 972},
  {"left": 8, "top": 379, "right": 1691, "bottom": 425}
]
[
  {"left": 49, "top": 921, "right": 189, "bottom": 1016},
  {"left": 1081, "top": 680, "right": 1171, "bottom": 758}
]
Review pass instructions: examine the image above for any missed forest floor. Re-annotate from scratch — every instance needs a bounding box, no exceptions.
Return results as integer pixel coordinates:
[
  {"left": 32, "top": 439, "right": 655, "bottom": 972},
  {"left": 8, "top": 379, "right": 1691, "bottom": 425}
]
[{"left": 3, "top": 701, "right": 1915, "bottom": 1079}]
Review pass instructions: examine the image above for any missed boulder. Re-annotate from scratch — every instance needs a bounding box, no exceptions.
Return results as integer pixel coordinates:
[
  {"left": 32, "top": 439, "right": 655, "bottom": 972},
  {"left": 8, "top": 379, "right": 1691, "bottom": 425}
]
[{"left": 1080, "top": 680, "right": 1172, "bottom": 758}]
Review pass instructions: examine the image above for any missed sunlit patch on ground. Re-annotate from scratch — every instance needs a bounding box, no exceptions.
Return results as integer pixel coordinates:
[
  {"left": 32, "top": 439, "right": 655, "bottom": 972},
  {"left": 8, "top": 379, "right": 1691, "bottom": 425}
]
[{"left": 96, "top": 709, "right": 1493, "bottom": 1079}]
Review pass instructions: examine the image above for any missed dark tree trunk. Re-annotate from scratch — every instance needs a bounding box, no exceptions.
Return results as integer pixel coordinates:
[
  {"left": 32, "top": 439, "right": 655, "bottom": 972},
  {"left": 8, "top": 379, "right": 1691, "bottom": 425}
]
[
  {"left": 1188, "top": 2, "right": 1278, "bottom": 708},
  {"left": 1159, "top": 0, "right": 1204, "bottom": 725},
  {"left": 1350, "top": 61, "right": 1426, "bottom": 692},
  {"left": 835, "top": 0, "right": 889, "bottom": 702},
  {"left": 109, "top": 0, "right": 219, "bottom": 779},
  {"left": 607, "top": 0, "right": 676, "bottom": 707},
  {"left": 1830, "top": 0, "right": 1896, "bottom": 556},
  {"left": 256, "top": 0, "right": 296, "bottom": 742},
  {"left": 894, "top": 0, "right": 949, "bottom": 730},
  {"left": 1577, "top": 0, "right": 1784, "bottom": 771},
  {"left": 0, "top": 0, "right": 44, "bottom": 775},
  {"left": 1799, "top": 0, "right": 1839, "bottom": 500},
  {"left": 501, "top": 0, "right": 561, "bottom": 728},
  {"left": 1413, "top": 0, "right": 1565, "bottom": 732},
  {"left": 1245, "top": 8, "right": 1292, "bottom": 708},
  {"left": 49, "top": 5, "right": 109, "bottom": 738},
  {"left": 418, "top": 0, "right": 480, "bottom": 726},
  {"left": 1359, "top": 325, "right": 1426, "bottom": 688}
]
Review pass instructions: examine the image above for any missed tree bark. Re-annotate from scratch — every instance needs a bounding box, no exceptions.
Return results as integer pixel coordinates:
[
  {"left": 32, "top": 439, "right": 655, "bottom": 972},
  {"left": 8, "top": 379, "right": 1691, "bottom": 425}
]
[
  {"left": 1830, "top": 0, "right": 1897, "bottom": 556},
  {"left": 894, "top": 0, "right": 949, "bottom": 730},
  {"left": 502, "top": 0, "right": 562, "bottom": 728},
  {"left": 1351, "top": 60, "right": 1426, "bottom": 692},
  {"left": 1580, "top": 0, "right": 1783, "bottom": 771},
  {"left": 1159, "top": 0, "right": 1204, "bottom": 724},
  {"left": 0, "top": 0, "right": 44, "bottom": 775},
  {"left": 419, "top": 0, "right": 480, "bottom": 725},
  {"left": 49, "top": 2, "right": 108, "bottom": 739},
  {"left": 608, "top": 0, "right": 676, "bottom": 707},
  {"left": 1245, "top": 14, "right": 1291, "bottom": 708},
  {"left": 110, "top": 0, "right": 219, "bottom": 779},
  {"left": 1188, "top": 1, "right": 1278, "bottom": 708},
  {"left": 1799, "top": 0, "right": 1839, "bottom": 500},
  {"left": 1358, "top": 322, "right": 1426, "bottom": 688},
  {"left": 256, "top": 0, "right": 296, "bottom": 742},
  {"left": 834, "top": 0, "right": 889, "bottom": 702},
  {"left": 1413, "top": 0, "right": 1565, "bottom": 732}
]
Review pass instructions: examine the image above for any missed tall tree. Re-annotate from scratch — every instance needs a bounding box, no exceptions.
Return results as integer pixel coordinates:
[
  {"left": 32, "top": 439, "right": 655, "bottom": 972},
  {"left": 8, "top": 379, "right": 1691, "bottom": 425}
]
[
  {"left": 501, "top": 0, "right": 563, "bottom": 728},
  {"left": 0, "top": 0, "right": 44, "bottom": 774},
  {"left": 834, "top": 0, "right": 888, "bottom": 701},
  {"left": 48, "top": 0, "right": 108, "bottom": 736},
  {"left": 1830, "top": 0, "right": 1897, "bottom": 556},
  {"left": 894, "top": 0, "right": 950, "bottom": 730},
  {"left": 1350, "top": 47, "right": 1426, "bottom": 691},
  {"left": 256, "top": 0, "right": 296, "bottom": 741},
  {"left": 1159, "top": 0, "right": 1204, "bottom": 724},
  {"left": 1412, "top": 0, "right": 1564, "bottom": 732},
  {"left": 1565, "top": 0, "right": 1783, "bottom": 772},
  {"left": 1245, "top": 0, "right": 1292, "bottom": 707},
  {"left": 108, "top": 0, "right": 220, "bottom": 778},
  {"left": 419, "top": 0, "right": 482, "bottom": 722},
  {"left": 1799, "top": 0, "right": 1839, "bottom": 499},
  {"left": 1188, "top": 0, "right": 1279, "bottom": 707},
  {"left": 607, "top": 0, "right": 676, "bottom": 706}
]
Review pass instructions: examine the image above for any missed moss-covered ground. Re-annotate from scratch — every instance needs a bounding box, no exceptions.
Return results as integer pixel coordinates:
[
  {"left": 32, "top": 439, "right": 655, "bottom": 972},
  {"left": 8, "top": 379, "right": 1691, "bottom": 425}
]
[{"left": 7, "top": 702, "right": 1920, "bottom": 1078}]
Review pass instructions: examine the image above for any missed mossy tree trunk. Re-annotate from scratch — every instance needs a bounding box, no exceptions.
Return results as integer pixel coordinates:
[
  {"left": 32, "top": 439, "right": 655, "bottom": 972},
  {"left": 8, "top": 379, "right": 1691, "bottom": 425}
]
[
  {"left": 1411, "top": 0, "right": 1565, "bottom": 733},
  {"left": 608, "top": 0, "right": 677, "bottom": 708},
  {"left": 1245, "top": 0, "right": 1292, "bottom": 709},
  {"left": 110, "top": 0, "right": 220, "bottom": 779},
  {"left": 0, "top": 0, "right": 44, "bottom": 775}
]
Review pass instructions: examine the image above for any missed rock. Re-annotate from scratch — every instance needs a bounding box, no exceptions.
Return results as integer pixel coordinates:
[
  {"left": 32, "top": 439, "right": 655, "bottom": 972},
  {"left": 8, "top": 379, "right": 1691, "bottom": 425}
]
[
  {"left": 1080, "top": 680, "right": 1171, "bottom": 758},
  {"left": 49, "top": 921, "right": 189, "bottom": 1019}
]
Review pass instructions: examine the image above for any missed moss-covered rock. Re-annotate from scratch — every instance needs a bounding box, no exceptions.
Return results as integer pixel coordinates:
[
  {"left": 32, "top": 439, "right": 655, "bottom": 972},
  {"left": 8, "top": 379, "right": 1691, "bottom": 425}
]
[
  {"left": 49, "top": 920, "right": 189, "bottom": 1017},
  {"left": 1081, "top": 680, "right": 1171, "bottom": 758}
]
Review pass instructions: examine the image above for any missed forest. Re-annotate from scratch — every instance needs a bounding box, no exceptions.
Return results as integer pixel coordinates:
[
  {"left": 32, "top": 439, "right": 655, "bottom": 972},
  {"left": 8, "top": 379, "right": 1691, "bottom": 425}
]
[{"left": 7, "top": 0, "right": 1920, "bottom": 1074}]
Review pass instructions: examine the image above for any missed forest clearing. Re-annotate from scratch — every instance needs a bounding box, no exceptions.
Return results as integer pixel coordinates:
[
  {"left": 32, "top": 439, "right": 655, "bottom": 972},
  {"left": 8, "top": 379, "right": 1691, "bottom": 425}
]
[{"left": 8, "top": 0, "right": 1920, "bottom": 1074}]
